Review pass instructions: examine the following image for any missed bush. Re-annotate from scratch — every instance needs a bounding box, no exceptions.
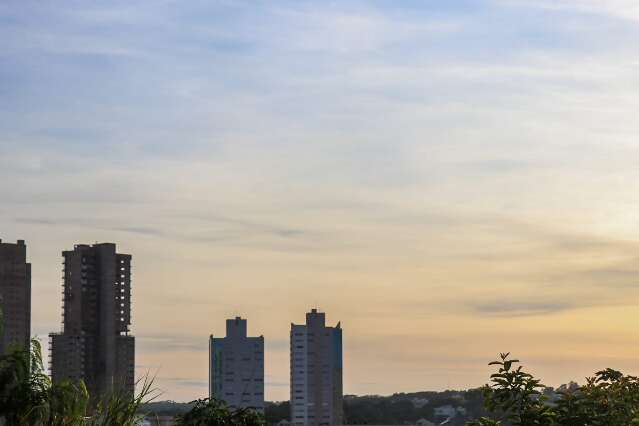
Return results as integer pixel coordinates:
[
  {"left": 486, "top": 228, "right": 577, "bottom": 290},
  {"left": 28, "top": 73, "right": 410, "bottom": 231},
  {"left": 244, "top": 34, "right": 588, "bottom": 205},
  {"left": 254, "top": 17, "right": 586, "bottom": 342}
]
[
  {"left": 0, "top": 339, "right": 266, "bottom": 425},
  {"left": 174, "top": 398, "right": 265, "bottom": 426},
  {"left": 468, "top": 352, "right": 639, "bottom": 426},
  {"left": 0, "top": 339, "right": 154, "bottom": 425}
]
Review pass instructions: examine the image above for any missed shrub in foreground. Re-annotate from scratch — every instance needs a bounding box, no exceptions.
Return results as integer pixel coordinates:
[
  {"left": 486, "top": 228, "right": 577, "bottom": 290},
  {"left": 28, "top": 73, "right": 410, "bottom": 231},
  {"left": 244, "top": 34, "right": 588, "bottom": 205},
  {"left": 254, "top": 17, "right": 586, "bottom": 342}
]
[
  {"left": 0, "top": 339, "right": 266, "bottom": 425},
  {"left": 468, "top": 352, "right": 639, "bottom": 426},
  {"left": 0, "top": 339, "right": 155, "bottom": 425},
  {"left": 175, "top": 398, "right": 265, "bottom": 426}
]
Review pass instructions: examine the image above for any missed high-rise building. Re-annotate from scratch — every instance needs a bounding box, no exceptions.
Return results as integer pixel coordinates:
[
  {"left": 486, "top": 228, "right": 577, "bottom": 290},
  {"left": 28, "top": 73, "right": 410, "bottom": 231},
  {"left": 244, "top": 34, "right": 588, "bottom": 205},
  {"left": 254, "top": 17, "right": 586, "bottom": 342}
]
[
  {"left": 290, "top": 309, "right": 343, "bottom": 426},
  {"left": 0, "top": 239, "right": 31, "bottom": 355},
  {"left": 49, "top": 243, "right": 134, "bottom": 400},
  {"left": 209, "top": 317, "right": 265, "bottom": 413}
]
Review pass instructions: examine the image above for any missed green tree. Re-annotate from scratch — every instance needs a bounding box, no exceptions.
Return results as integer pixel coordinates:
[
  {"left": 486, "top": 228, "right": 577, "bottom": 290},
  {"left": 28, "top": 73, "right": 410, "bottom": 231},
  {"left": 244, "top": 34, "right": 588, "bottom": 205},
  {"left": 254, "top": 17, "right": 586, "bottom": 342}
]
[
  {"left": 175, "top": 398, "right": 266, "bottom": 426},
  {"left": 467, "top": 353, "right": 553, "bottom": 426},
  {"left": 0, "top": 338, "right": 83, "bottom": 425},
  {"left": 554, "top": 368, "right": 639, "bottom": 425},
  {"left": 86, "top": 375, "right": 156, "bottom": 426},
  {"left": 468, "top": 353, "right": 639, "bottom": 426},
  {"left": 0, "top": 338, "right": 156, "bottom": 425}
]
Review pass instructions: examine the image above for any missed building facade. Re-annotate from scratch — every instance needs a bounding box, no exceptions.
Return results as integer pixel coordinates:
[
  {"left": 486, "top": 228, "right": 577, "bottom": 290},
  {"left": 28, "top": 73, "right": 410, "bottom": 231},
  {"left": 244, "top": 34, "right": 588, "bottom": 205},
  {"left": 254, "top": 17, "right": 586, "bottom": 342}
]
[
  {"left": 0, "top": 239, "right": 31, "bottom": 355},
  {"left": 209, "top": 317, "right": 265, "bottom": 412},
  {"left": 290, "top": 309, "right": 343, "bottom": 426},
  {"left": 50, "top": 243, "right": 134, "bottom": 400}
]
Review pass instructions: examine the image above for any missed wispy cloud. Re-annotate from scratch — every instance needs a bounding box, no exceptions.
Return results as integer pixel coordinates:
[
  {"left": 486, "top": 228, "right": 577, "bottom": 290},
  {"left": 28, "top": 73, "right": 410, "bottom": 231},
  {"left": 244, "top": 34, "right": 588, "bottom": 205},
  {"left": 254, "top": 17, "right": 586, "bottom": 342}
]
[
  {"left": 137, "top": 334, "right": 206, "bottom": 353},
  {"left": 471, "top": 301, "right": 575, "bottom": 317},
  {"left": 4, "top": 0, "right": 639, "bottom": 401},
  {"left": 13, "top": 214, "right": 309, "bottom": 245},
  {"left": 160, "top": 377, "right": 208, "bottom": 389},
  {"left": 496, "top": 0, "right": 639, "bottom": 22}
]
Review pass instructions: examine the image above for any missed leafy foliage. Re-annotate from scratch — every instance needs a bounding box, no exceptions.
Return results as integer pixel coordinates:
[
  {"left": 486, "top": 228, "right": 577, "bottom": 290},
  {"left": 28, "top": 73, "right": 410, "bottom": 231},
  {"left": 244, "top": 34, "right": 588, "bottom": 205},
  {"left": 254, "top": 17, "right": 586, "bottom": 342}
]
[
  {"left": 0, "top": 338, "right": 156, "bottom": 425},
  {"left": 263, "top": 401, "right": 289, "bottom": 425},
  {"left": 85, "top": 375, "right": 156, "bottom": 426},
  {"left": 175, "top": 398, "right": 265, "bottom": 426},
  {"left": 0, "top": 340, "right": 266, "bottom": 425},
  {"left": 0, "top": 338, "right": 86, "bottom": 425},
  {"left": 468, "top": 353, "right": 639, "bottom": 426}
]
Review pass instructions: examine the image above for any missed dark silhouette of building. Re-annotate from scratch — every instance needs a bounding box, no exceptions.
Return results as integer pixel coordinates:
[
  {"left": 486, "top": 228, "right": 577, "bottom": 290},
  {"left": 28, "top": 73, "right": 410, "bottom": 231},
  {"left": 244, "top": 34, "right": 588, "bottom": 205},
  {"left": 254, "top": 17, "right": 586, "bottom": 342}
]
[
  {"left": 50, "top": 243, "right": 134, "bottom": 400},
  {"left": 209, "top": 317, "right": 265, "bottom": 412},
  {"left": 290, "top": 309, "right": 343, "bottom": 426},
  {"left": 0, "top": 239, "right": 31, "bottom": 355}
]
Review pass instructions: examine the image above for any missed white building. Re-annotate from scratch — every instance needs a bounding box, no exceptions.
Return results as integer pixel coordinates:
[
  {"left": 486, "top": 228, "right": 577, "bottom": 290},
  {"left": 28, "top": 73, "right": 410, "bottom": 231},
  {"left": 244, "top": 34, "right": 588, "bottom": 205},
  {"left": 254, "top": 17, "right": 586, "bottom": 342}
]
[
  {"left": 139, "top": 416, "right": 174, "bottom": 426},
  {"left": 411, "top": 397, "right": 430, "bottom": 408},
  {"left": 209, "top": 317, "right": 265, "bottom": 412},
  {"left": 290, "top": 309, "right": 343, "bottom": 426},
  {"left": 433, "top": 404, "right": 466, "bottom": 418}
]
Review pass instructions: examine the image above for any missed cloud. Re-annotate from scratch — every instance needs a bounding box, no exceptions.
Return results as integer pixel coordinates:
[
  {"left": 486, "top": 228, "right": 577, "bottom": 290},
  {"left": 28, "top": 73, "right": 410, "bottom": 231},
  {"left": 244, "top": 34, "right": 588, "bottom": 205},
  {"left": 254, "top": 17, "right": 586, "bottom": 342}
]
[
  {"left": 4, "top": 0, "right": 639, "bottom": 402},
  {"left": 471, "top": 301, "right": 575, "bottom": 317},
  {"left": 12, "top": 214, "right": 309, "bottom": 246},
  {"left": 137, "top": 334, "right": 206, "bottom": 353},
  {"left": 160, "top": 377, "right": 208, "bottom": 389},
  {"left": 15, "top": 218, "right": 58, "bottom": 225},
  {"left": 496, "top": 0, "right": 639, "bottom": 22},
  {"left": 111, "top": 226, "right": 168, "bottom": 237},
  {"left": 265, "top": 381, "right": 289, "bottom": 388},
  {"left": 547, "top": 261, "right": 639, "bottom": 290}
]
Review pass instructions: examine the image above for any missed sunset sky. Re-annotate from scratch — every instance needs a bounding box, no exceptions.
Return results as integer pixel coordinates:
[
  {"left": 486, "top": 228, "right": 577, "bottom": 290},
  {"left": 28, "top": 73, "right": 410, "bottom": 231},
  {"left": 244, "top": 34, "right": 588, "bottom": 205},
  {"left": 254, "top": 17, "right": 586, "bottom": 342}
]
[{"left": 2, "top": 0, "right": 639, "bottom": 401}]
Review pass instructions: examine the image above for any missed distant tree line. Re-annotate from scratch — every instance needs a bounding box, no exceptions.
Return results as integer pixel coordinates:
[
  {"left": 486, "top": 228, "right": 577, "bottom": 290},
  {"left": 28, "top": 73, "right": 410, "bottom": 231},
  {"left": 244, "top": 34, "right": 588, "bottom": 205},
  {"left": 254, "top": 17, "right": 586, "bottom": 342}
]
[{"left": 263, "top": 389, "right": 487, "bottom": 425}]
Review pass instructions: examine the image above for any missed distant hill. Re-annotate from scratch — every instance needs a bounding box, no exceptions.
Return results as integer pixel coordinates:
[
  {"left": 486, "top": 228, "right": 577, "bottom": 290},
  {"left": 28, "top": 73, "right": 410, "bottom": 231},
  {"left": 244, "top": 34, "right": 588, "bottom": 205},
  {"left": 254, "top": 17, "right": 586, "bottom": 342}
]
[
  {"left": 339, "top": 389, "right": 487, "bottom": 425},
  {"left": 141, "top": 389, "right": 489, "bottom": 425},
  {"left": 141, "top": 385, "right": 575, "bottom": 425}
]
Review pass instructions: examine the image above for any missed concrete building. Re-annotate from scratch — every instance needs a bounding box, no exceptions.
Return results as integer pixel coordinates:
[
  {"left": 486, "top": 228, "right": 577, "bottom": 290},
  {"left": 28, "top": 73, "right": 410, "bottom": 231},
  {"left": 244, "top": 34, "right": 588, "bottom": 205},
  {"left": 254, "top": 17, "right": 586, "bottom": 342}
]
[
  {"left": 0, "top": 239, "right": 31, "bottom": 355},
  {"left": 290, "top": 309, "right": 343, "bottom": 426},
  {"left": 433, "top": 404, "right": 465, "bottom": 419},
  {"left": 140, "top": 416, "right": 175, "bottom": 426},
  {"left": 209, "top": 317, "right": 265, "bottom": 412},
  {"left": 50, "top": 243, "right": 134, "bottom": 401}
]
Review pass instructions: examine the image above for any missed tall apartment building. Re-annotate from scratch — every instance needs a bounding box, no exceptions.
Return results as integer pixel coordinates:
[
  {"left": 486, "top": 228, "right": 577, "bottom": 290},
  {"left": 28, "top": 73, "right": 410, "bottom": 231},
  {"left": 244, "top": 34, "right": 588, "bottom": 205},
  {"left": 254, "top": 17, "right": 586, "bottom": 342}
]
[
  {"left": 290, "top": 309, "right": 343, "bottom": 426},
  {"left": 50, "top": 243, "right": 134, "bottom": 400},
  {"left": 209, "top": 317, "right": 265, "bottom": 413},
  {"left": 0, "top": 239, "right": 31, "bottom": 355}
]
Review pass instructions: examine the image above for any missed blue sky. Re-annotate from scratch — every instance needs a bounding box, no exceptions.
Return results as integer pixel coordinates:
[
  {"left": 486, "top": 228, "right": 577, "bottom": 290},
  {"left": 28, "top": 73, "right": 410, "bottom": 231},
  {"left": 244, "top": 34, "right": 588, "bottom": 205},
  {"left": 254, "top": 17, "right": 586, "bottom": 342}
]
[{"left": 2, "top": 0, "right": 639, "bottom": 401}]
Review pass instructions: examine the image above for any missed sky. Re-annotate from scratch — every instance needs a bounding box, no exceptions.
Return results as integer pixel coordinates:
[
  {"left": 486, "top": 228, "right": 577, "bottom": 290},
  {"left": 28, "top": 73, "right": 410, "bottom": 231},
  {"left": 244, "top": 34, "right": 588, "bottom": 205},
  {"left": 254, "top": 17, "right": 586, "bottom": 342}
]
[{"left": 2, "top": 0, "right": 639, "bottom": 402}]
